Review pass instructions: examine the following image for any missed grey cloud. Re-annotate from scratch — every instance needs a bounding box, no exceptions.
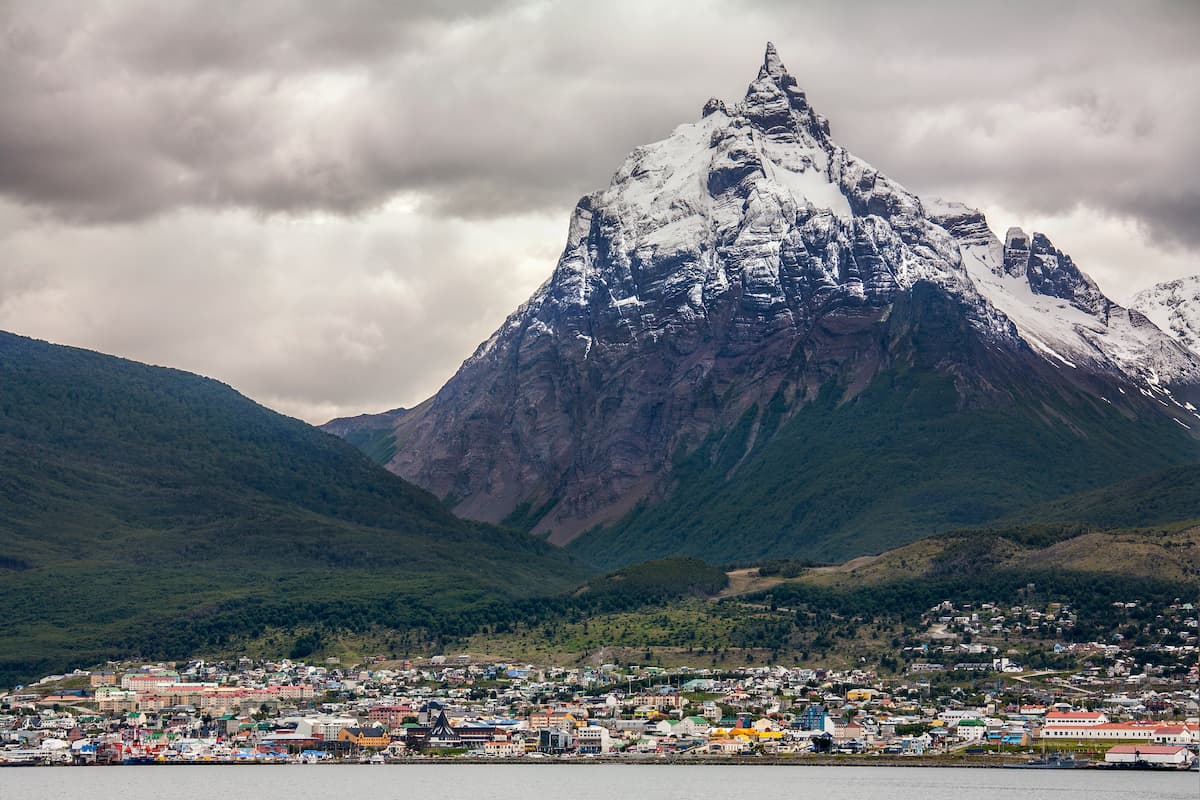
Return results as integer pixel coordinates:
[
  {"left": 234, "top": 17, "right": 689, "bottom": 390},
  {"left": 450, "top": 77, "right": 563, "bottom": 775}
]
[
  {"left": 723, "top": 0, "right": 1200, "bottom": 250},
  {"left": 94, "top": 0, "right": 517, "bottom": 74},
  {"left": 0, "top": 0, "right": 540, "bottom": 221},
  {"left": 1, "top": 0, "right": 1199, "bottom": 422},
  {"left": 0, "top": 199, "right": 562, "bottom": 421},
  {"left": 1, "top": 0, "right": 1197, "bottom": 248},
  {"left": 1118, "top": 192, "right": 1200, "bottom": 251}
]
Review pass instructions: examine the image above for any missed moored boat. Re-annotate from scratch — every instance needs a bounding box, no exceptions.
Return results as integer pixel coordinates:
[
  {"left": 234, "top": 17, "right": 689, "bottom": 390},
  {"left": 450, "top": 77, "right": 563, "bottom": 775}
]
[{"left": 1004, "top": 751, "right": 1090, "bottom": 769}]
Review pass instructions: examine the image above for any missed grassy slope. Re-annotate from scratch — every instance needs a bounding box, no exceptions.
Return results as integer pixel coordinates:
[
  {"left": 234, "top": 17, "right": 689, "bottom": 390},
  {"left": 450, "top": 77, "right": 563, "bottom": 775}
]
[
  {"left": 0, "top": 331, "right": 583, "bottom": 686},
  {"left": 568, "top": 367, "right": 1200, "bottom": 570},
  {"left": 794, "top": 523, "right": 1200, "bottom": 589},
  {"left": 339, "top": 425, "right": 400, "bottom": 466},
  {"left": 462, "top": 524, "right": 1199, "bottom": 668}
]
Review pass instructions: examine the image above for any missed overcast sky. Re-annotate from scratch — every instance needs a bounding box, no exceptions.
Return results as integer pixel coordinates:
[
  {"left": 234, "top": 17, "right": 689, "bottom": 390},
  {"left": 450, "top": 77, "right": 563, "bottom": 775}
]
[{"left": 1, "top": 1, "right": 1198, "bottom": 423}]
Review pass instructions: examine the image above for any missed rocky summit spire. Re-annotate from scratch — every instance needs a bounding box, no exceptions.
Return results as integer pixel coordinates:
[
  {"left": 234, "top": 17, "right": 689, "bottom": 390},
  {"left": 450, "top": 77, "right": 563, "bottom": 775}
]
[
  {"left": 743, "top": 42, "right": 820, "bottom": 136},
  {"left": 760, "top": 41, "right": 787, "bottom": 80}
]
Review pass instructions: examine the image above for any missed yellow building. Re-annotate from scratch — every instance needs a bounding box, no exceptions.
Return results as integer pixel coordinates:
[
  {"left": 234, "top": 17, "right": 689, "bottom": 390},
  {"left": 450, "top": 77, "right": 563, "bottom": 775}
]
[{"left": 338, "top": 726, "right": 391, "bottom": 750}]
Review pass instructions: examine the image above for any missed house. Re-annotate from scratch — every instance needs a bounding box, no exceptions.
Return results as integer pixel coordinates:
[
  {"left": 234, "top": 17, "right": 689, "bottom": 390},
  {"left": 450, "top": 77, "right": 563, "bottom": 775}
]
[
  {"left": 954, "top": 718, "right": 987, "bottom": 742},
  {"left": 834, "top": 720, "right": 864, "bottom": 743},
  {"left": 89, "top": 672, "right": 117, "bottom": 687},
  {"left": 1040, "top": 722, "right": 1155, "bottom": 741},
  {"left": 482, "top": 737, "right": 522, "bottom": 757},
  {"left": 1104, "top": 744, "right": 1192, "bottom": 766},
  {"left": 707, "top": 738, "right": 747, "bottom": 754},
  {"left": 649, "top": 719, "right": 677, "bottom": 737},
  {"left": 366, "top": 704, "right": 413, "bottom": 729},
  {"left": 1001, "top": 730, "right": 1031, "bottom": 746},
  {"left": 630, "top": 693, "right": 683, "bottom": 710},
  {"left": 95, "top": 688, "right": 138, "bottom": 714},
  {"left": 337, "top": 726, "right": 390, "bottom": 750},
  {"left": 1152, "top": 724, "right": 1196, "bottom": 745},
  {"left": 528, "top": 710, "right": 582, "bottom": 730},
  {"left": 294, "top": 716, "right": 358, "bottom": 740},
  {"left": 456, "top": 725, "right": 501, "bottom": 749}
]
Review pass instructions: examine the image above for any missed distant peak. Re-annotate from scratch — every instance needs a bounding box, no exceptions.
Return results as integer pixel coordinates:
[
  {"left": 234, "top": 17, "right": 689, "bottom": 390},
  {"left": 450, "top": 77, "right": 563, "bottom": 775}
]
[{"left": 759, "top": 41, "right": 787, "bottom": 80}]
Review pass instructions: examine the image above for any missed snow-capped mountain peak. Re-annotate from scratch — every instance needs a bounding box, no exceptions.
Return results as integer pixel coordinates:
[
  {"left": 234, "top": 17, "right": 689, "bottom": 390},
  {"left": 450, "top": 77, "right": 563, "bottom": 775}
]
[
  {"left": 328, "top": 44, "right": 1200, "bottom": 547},
  {"left": 1132, "top": 276, "right": 1200, "bottom": 355},
  {"left": 515, "top": 43, "right": 1198, "bottom": 397},
  {"left": 1009, "top": 229, "right": 1111, "bottom": 319},
  {"left": 527, "top": 42, "right": 1006, "bottom": 356}
]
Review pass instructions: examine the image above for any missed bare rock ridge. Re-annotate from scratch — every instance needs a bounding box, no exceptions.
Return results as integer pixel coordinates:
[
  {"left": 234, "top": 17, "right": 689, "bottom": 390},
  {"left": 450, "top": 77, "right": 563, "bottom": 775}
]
[
  {"left": 324, "top": 44, "right": 1200, "bottom": 559},
  {"left": 320, "top": 407, "right": 407, "bottom": 438}
]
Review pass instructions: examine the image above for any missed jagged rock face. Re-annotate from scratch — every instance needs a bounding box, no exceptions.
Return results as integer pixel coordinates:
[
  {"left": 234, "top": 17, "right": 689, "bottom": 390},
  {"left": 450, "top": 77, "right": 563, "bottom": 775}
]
[
  {"left": 1002, "top": 228, "right": 1110, "bottom": 319},
  {"left": 326, "top": 44, "right": 1200, "bottom": 545},
  {"left": 932, "top": 205, "right": 1200, "bottom": 400},
  {"left": 1132, "top": 276, "right": 1200, "bottom": 355}
]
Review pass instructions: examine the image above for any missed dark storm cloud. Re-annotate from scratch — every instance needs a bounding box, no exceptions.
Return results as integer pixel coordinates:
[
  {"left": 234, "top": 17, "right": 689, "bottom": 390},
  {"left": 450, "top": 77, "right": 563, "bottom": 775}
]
[{"left": 1121, "top": 192, "right": 1200, "bottom": 250}]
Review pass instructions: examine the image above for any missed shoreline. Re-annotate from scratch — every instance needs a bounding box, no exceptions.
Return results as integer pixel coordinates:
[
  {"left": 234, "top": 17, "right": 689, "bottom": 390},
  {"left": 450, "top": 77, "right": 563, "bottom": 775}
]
[{"left": 16, "top": 755, "right": 1195, "bottom": 771}]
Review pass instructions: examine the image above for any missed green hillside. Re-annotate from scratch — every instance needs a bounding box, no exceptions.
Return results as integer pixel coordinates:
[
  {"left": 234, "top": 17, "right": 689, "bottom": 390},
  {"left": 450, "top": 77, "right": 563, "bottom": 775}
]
[
  {"left": 1006, "top": 463, "right": 1200, "bottom": 529},
  {"left": 567, "top": 366, "right": 1200, "bottom": 570},
  {"left": 0, "top": 331, "right": 583, "bottom": 687}
]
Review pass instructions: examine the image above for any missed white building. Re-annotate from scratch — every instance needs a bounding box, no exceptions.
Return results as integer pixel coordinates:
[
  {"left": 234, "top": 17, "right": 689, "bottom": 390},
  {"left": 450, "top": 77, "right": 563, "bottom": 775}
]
[
  {"left": 1042, "top": 711, "right": 1108, "bottom": 726},
  {"left": 953, "top": 719, "right": 986, "bottom": 742},
  {"left": 1152, "top": 724, "right": 1197, "bottom": 745},
  {"left": 576, "top": 726, "right": 611, "bottom": 754},
  {"left": 294, "top": 716, "right": 358, "bottom": 739},
  {"left": 1041, "top": 723, "right": 1155, "bottom": 741},
  {"left": 1104, "top": 745, "right": 1192, "bottom": 766}
]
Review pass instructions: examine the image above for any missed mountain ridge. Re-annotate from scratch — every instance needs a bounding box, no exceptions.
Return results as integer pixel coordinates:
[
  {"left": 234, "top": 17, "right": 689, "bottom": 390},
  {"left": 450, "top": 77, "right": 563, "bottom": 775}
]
[
  {"left": 0, "top": 329, "right": 583, "bottom": 686},
  {"left": 326, "top": 44, "right": 1200, "bottom": 562}
]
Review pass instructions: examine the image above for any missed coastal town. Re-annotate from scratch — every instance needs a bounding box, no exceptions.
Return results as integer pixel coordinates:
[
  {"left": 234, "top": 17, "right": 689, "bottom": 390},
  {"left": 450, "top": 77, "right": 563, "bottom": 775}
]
[{"left": 3, "top": 599, "right": 1197, "bottom": 771}]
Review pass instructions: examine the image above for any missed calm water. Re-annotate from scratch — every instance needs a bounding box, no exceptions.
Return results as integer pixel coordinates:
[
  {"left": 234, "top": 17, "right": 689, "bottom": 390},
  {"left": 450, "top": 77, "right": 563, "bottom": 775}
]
[{"left": 1, "top": 764, "right": 1198, "bottom": 800}]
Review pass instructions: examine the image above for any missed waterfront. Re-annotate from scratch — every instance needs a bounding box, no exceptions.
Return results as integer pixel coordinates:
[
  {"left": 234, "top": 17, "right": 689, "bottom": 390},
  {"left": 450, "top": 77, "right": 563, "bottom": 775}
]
[
  {"left": 2, "top": 764, "right": 1199, "bottom": 800},
  {"left": 7, "top": 657, "right": 1198, "bottom": 769}
]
